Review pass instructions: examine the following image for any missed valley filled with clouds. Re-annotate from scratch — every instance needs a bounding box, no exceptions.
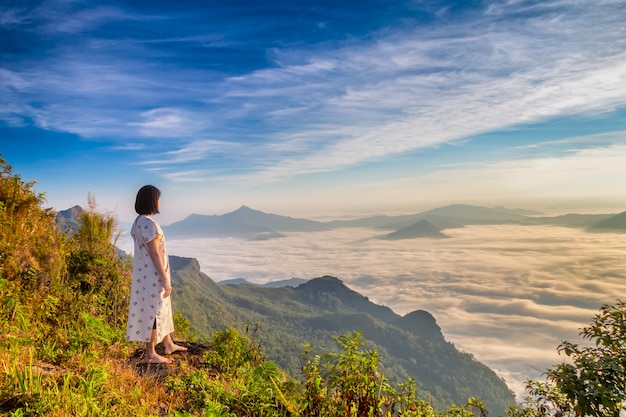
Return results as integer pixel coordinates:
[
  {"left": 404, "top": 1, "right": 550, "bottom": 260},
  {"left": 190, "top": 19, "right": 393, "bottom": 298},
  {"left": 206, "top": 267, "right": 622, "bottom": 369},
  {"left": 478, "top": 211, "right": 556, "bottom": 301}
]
[{"left": 160, "top": 224, "right": 626, "bottom": 399}]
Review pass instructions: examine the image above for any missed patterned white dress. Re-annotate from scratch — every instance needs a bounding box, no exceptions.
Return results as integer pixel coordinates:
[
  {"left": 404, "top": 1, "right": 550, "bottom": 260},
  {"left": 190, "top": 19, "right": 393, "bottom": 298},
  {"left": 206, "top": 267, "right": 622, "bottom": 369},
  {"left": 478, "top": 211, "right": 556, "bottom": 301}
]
[{"left": 126, "top": 215, "right": 174, "bottom": 344}]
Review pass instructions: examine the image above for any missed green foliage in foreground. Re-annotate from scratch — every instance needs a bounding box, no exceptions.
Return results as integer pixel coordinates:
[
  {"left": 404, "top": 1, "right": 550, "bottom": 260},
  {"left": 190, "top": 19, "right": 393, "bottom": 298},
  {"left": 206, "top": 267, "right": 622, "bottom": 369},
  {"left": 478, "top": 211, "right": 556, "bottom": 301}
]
[
  {"left": 1, "top": 155, "right": 626, "bottom": 416},
  {"left": 300, "top": 332, "right": 488, "bottom": 417},
  {"left": 507, "top": 301, "right": 626, "bottom": 417}
]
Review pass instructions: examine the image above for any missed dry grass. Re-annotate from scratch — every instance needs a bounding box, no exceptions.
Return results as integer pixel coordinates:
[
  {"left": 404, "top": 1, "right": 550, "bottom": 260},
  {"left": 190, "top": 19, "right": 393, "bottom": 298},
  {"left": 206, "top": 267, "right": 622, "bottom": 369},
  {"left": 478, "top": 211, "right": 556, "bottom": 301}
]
[{"left": 0, "top": 338, "right": 217, "bottom": 416}]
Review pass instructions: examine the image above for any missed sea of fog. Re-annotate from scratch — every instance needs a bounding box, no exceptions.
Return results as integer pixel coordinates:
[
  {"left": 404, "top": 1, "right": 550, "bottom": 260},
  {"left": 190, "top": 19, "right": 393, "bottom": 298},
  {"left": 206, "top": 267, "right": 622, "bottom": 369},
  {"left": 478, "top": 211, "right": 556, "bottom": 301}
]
[{"left": 120, "top": 224, "right": 626, "bottom": 399}]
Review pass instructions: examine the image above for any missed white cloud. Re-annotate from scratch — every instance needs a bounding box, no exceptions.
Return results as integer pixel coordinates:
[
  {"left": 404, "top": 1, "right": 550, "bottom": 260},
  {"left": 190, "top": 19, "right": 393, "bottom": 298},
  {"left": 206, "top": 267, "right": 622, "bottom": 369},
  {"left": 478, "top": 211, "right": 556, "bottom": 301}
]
[
  {"left": 40, "top": 6, "right": 131, "bottom": 34},
  {"left": 162, "top": 169, "right": 211, "bottom": 183},
  {"left": 0, "top": 68, "right": 30, "bottom": 90},
  {"left": 130, "top": 108, "right": 199, "bottom": 138},
  {"left": 109, "top": 143, "right": 146, "bottom": 151},
  {"left": 207, "top": 2, "right": 626, "bottom": 181},
  {"left": 162, "top": 223, "right": 626, "bottom": 399},
  {"left": 139, "top": 139, "right": 241, "bottom": 165}
]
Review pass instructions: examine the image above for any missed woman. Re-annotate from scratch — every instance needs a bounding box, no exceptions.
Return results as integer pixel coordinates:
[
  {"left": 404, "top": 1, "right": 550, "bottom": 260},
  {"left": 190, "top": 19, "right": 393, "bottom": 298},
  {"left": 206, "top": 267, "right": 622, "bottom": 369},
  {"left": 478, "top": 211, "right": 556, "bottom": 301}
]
[{"left": 126, "top": 185, "right": 186, "bottom": 364}]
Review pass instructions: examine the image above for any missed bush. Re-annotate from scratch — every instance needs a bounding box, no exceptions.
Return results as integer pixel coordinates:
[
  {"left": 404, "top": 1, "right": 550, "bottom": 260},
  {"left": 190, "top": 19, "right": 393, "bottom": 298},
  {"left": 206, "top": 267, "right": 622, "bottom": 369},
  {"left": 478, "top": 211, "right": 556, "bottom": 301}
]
[
  {"left": 168, "top": 328, "right": 296, "bottom": 416},
  {"left": 512, "top": 300, "right": 626, "bottom": 417},
  {"left": 300, "top": 331, "right": 484, "bottom": 417}
]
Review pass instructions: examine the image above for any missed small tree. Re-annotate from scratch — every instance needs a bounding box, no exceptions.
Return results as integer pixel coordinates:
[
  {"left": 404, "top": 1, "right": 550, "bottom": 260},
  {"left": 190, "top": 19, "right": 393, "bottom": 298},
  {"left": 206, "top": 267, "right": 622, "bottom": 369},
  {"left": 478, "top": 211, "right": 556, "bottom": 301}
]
[
  {"left": 527, "top": 300, "right": 626, "bottom": 417},
  {"left": 73, "top": 192, "right": 118, "bottom": 255},
  {"left": 301, "top": 331, "right": 447, "bottom": 417}
]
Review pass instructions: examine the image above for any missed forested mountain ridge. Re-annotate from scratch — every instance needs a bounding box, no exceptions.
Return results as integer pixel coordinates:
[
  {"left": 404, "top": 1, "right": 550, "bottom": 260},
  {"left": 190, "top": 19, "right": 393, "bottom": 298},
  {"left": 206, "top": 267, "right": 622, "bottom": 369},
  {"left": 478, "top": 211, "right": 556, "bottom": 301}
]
[{"left": 169, "top": 255, "right": 516, "bottom": 415}]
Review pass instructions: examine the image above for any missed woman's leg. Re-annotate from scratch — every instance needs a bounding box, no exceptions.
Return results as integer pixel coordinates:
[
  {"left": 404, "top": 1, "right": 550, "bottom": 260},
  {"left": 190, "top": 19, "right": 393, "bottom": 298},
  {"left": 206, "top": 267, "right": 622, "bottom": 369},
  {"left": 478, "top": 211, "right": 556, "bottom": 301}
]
[
  {"left": 145, "top": 322, "right": 172, "bottom": 364},
  {"left": 163, "top": 333, "right": 187, "bottom": 355}
]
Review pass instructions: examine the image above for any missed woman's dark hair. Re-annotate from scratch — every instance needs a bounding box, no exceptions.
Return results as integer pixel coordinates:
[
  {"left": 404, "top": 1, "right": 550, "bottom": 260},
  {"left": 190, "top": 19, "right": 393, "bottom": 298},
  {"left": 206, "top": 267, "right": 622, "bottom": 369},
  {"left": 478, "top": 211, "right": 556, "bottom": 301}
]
[{"left": 135, "top": 185, "right": 161, "bottom": 215}]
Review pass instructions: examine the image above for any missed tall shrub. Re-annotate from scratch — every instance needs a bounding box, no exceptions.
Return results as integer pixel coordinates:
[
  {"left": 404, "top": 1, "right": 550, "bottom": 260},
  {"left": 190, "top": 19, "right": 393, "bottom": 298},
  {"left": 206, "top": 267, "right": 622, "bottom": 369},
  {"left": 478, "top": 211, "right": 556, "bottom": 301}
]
[
  {"left": 66, "top": 192, "right": 130, "bottom": 329},
  {"left": 0, "top": 155, "right": 66, "bottom": 291}
]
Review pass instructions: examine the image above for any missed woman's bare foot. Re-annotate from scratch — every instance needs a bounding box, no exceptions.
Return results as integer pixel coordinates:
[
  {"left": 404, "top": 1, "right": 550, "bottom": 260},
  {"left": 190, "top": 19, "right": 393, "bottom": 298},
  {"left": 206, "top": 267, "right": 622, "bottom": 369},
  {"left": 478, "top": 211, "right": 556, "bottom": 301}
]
[
  {"left": 164, "top": 343, "right": 188, "bottom": 355},
  {"left": 145, "top": 353, "right": 172, "bottom": 364}
]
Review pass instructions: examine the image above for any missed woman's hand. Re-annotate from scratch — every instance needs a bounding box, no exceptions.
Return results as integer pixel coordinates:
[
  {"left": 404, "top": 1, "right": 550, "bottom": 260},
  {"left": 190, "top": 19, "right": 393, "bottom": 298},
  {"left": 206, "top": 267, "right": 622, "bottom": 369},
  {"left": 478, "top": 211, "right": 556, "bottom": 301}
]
[{"left": 163, "top": 284, "right": 172, "bottom": 298}]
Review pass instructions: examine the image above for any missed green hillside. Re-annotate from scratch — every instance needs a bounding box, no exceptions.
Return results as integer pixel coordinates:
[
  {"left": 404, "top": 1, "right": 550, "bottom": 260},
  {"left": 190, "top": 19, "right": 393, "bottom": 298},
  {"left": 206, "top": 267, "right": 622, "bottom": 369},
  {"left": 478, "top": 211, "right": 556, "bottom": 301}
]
[{"left": 170, "top": 256, "right": 515, "bottom": 414}]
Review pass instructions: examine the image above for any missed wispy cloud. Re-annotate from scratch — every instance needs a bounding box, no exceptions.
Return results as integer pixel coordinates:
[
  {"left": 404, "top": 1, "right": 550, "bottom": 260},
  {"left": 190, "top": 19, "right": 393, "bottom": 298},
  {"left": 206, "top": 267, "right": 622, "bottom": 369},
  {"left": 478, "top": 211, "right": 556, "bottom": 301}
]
[
  {"left": 108, "top": 143, "right": 146, "bottom": 151},
  {"left": 162, "top": 169, "right": 212, "bottom": 183},
  {"left": 2, "top": 0, "right": 626, "bottom": 217},
  {"left": 3, "top": 1, "right": 625, "bottom": 164},
  {"left": 187, "top": 1, "right": 626, "bottom": 183},
  {"left": 231, "top": 32, "right": 626, "bottom": 181},
  {"left": 131, "top": 108, "right": 205, "bottom": 138},
  {"left": 140, "top": 139, "right": 243, "bottom": 166}
]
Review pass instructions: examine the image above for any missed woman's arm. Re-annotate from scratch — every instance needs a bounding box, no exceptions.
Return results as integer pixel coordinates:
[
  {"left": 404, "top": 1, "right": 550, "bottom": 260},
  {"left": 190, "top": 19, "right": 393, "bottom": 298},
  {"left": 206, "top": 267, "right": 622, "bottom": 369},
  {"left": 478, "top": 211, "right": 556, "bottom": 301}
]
[{"left": 146, "top": 235, "right": 172, "bottom": 298}]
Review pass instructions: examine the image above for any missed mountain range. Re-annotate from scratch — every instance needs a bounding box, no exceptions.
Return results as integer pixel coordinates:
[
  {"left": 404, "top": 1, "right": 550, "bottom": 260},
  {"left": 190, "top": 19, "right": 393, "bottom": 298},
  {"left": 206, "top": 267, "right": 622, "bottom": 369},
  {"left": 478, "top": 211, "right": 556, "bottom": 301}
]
[
  {"left": 164, "top": 205, "right": 331, "bottom": 238},
  {"left": 162, "top": 204, "right": 625, "bottom": 240},
  {"left": 169, "top": 255, "right": 516, "bottom": 415},
  {"left": 55, "top": 205, "right": 84, "bottom": 234}
]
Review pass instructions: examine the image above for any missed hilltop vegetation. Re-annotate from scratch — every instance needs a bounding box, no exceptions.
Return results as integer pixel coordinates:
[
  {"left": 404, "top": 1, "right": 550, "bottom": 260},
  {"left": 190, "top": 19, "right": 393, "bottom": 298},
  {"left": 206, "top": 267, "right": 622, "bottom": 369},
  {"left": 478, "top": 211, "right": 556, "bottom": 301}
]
[{"left": 1, "top": 155, "right": 624, "bottom": 416}]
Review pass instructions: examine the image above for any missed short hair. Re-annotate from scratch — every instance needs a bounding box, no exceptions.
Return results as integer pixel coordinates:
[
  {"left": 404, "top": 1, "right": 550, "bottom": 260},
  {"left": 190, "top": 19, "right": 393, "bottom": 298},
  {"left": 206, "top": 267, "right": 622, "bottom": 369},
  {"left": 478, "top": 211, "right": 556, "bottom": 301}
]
[{"left": 135, "top": 185, "right": 161, "bottom": 215}]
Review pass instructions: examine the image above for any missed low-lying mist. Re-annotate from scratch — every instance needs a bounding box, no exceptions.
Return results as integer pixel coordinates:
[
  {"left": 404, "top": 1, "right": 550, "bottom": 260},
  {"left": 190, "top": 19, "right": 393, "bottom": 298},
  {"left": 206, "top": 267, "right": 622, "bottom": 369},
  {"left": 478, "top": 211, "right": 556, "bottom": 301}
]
[{"left": 139, "top": 224, "right": 626, "bottom": 399}]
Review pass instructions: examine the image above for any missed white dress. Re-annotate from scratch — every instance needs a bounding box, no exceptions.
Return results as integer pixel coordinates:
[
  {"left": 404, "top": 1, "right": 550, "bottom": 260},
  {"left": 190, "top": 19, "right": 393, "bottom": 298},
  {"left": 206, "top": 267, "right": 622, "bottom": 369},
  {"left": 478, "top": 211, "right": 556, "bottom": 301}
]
[{"left": 126, "top": 215, "right": 174, "bottom": 344}]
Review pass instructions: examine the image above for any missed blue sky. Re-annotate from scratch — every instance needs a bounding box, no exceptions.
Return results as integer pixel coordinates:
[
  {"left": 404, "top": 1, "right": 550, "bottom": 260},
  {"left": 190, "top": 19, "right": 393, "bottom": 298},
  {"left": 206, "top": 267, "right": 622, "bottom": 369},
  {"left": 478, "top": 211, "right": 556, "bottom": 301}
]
[{"left": 2, "top": 0, "right": 626, "bottom": 223}]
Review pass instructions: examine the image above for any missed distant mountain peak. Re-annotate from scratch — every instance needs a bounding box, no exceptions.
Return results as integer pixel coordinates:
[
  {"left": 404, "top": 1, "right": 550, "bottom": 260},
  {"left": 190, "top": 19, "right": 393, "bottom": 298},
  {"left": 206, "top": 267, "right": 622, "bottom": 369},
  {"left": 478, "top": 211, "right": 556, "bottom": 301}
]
[
  {"left": 382, "top": 219, "right": 448, "bottom": 240},
  {"left": 296, "top": 276, "right": 398, "bottom": 321},
  {"left": 165, "top": 205, "right": 329, "bottom": 239},
  {"left": 301, "top": 275, "right": 345, "bottom": 289},
  {"left": 217, "top": 277, "right": 309, "bottom": 288},
  {"left": 234, "top": 205, "right": 259, "bottom": 213},
  {"left": 419, "top": 204, "right": 531, "bottom": 221},
  {"left": 169, "top": 255, "right": 201, "bottom": 274},
  {"left": 296, "top": 275, "right": 347, "bottom": 294},
  {"left": 589, "top": 211, "right": 626, "bottom": 231},
  {"left": 219, "top": 278, "right": 254, "bottom": 286},
  {"left": 55, "top": 205, "right": 84, "bottom": 234},
  {"left": 263, "top": 277, "right": 309, "bottom": 288},
  {"left": 394, "top": 310, "right": 443, "bottom": 339}
]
